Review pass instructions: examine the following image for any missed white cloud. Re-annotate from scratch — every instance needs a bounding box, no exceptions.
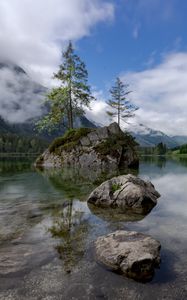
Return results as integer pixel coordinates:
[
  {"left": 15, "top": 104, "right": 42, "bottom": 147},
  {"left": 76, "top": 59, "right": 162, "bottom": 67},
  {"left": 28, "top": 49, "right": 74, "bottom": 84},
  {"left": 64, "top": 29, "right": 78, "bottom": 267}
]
[
  {"left": 86, "top": 52, "right": 187, "bottom": 136},
  {"left": 0, "top": 64, "right": 45, "bottom": 123},
  {"left": 0, "top": 0, "right": 114, "bottom": 123},
  {"left": 85, "top": 90, "right": 110, "bottom": 126},
  {"left": 120, "top": 52, "right": 187, "bottom": 135},
  {"left": 0, "top": 0, "right": 114, "bottom": 86}
]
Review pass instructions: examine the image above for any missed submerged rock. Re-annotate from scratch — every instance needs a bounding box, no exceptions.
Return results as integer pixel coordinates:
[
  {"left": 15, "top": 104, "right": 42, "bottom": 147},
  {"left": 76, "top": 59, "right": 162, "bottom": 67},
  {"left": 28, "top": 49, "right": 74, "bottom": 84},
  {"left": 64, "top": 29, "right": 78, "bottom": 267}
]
[
  {"left": 35, "top": 123, "right": 139, "bottom": 169},
  {"left": 95, "top": 230, "right": 161, "bottom": 282},
  {"left": 87, "top": 174, "right": 160, "bottom": 214}
]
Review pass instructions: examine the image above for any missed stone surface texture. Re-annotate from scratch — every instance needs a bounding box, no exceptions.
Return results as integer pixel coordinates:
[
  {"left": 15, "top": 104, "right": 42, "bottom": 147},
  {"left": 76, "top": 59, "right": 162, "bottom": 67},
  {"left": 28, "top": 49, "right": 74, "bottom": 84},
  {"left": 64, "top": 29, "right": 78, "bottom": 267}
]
[
  {"left": 35, "top": 122, "right": 139, "bottom": 169},
  {"left": 87, "top": 174, "right": 160, "bottom": 214},
  {"left": 95, "top": 230, "right": 161, "bottom": 281}
]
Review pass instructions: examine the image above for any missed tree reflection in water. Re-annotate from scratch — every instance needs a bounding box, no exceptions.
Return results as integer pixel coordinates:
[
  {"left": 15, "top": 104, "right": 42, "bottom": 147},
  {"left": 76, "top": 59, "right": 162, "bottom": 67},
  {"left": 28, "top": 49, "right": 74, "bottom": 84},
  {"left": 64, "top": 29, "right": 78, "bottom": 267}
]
[
  {"left": 48, "top": 199, "right": 90, "bottom": 273},
  {"left": 43, "top": 166, "right": 138, "bottom": 273}
]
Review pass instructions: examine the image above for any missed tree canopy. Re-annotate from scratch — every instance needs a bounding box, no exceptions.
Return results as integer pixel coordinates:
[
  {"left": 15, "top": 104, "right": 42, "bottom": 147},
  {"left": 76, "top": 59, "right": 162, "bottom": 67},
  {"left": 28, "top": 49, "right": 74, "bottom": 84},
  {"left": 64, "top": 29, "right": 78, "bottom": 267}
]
[
  {"left": 106, "top": 77, "right": 138, "bottom": 128},
  {"left": 37, "top": 41, "right": 95, "bottom": 132}
]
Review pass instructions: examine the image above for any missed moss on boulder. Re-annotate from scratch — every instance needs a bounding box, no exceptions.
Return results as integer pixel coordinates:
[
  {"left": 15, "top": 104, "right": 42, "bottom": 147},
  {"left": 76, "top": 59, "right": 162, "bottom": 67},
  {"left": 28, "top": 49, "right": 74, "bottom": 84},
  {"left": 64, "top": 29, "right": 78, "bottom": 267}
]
[{"left": 35, "top": 123, "right": 139, "bottom": 169}]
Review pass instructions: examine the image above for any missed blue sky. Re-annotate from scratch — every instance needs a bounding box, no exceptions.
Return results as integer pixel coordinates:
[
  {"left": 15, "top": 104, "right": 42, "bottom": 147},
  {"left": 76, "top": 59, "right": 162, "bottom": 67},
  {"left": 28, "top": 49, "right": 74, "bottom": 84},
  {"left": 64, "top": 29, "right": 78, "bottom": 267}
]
[
  {"left": 76, "top": 0, "right": 187, "bottom": 90},
  {"left": 1, "top": 0, "right": 187, "bottom": 134}
]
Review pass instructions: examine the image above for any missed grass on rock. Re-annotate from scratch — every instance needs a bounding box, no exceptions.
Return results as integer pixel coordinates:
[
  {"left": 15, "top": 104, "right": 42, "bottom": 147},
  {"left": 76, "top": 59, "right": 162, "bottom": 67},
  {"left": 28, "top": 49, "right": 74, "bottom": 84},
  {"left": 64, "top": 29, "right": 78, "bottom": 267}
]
[{"left": 49, "top": 128, "right": 93, "bottom": 153}]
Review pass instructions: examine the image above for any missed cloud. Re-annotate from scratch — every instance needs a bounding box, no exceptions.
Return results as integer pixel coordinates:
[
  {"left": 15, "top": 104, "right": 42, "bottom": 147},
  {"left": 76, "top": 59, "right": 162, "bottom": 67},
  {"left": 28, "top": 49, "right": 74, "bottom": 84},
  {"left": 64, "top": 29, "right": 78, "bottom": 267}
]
[
  {"left": 0, "top": 0, "right": 114, "bottom": 86},
  {"left": 86, "top": 51, "right": 187, "bottom": 136},
  {"left": 0, "top": 0, "right": 114, "bottom": 123},
  {"left": 0, "top": 64, "right": 45, "bottom": 123},
  {"left": 121, "top": 52, "right": 187, "bottom": 135},
  {"left": 132, "top": 23, "right": 140, "bottom": 39},
  {"left": 85, "top": 90, "right": 110, "bottom": 126}
]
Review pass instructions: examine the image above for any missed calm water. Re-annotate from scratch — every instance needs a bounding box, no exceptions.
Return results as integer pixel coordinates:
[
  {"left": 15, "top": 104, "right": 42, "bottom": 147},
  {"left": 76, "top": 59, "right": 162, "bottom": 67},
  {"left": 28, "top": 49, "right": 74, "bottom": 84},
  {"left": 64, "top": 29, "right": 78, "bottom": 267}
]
[{"left": 0, "top": 156, "right": 187, "bottom": 299}]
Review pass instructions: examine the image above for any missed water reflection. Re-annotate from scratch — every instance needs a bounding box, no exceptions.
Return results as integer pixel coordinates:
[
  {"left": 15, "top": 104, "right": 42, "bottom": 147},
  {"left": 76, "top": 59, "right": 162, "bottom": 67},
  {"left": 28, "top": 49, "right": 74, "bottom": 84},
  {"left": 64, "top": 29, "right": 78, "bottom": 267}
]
[
  {"left": 48, "top": 200, "right": 90, "bottom": 273},
  {"left": 1, "top": 157, "right": 187, "bottom": 299},
  {"left": 140, "top": 155, "right": 166, "bottom": 169},
  {"left": 37, "top": 166, "right": 138, "bottom": 200},
  {"left": 88, "top": 203, "right": 147, "bottom": 222},
  {"left": 0, "top": 159, "right": 32, "bottom": 174}
]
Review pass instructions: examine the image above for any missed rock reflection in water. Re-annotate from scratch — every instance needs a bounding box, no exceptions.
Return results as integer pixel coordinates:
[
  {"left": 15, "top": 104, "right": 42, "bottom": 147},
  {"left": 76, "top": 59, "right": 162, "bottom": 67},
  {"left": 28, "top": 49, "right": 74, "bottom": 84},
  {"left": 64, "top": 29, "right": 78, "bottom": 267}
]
[
  {"left": 88, "top": 203, "right": 148, "bottom": 222},
  {"left": 36, "top": 166, "right": 138, "bottom": 200}
]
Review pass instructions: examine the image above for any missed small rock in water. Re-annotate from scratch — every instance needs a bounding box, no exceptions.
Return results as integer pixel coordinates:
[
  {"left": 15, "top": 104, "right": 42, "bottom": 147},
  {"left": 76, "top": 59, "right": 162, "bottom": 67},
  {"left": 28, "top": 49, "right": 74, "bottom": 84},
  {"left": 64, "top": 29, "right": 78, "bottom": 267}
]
[
  {"left": 95, "top": 230, "right": 161, "bottom": 282},
  {"left": 88, "top": 174, "right": 160, "bottom": 214}
]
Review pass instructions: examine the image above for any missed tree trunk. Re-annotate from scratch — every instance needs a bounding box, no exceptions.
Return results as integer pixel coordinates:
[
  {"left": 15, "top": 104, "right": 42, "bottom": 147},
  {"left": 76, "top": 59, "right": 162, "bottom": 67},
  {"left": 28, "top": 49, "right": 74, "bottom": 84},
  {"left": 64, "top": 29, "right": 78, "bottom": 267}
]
[
  {"left": 69, "top": 96, "right": 73, "bottom": 129},
  {"left": 118, "top": 91, "right": 120, "bottom": 128},
  {"left": 118, "top": 105, "right": 120, "bottom": 128},
  {"left": 69, "top": 75, "right": 73, "bottom": 129}
]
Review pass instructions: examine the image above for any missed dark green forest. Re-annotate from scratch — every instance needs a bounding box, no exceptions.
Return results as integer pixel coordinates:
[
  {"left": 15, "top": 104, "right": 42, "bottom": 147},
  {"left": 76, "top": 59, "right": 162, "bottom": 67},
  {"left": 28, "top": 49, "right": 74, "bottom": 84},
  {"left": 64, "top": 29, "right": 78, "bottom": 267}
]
[
  {"left": 179, "top": 144, "right": 187, "bottom": 154},
  {"left": 0, "top": 133, "right": 48, "bottom": 154},
  {"left": 139, "top": 142, "right": 167, "bottom": 155}
]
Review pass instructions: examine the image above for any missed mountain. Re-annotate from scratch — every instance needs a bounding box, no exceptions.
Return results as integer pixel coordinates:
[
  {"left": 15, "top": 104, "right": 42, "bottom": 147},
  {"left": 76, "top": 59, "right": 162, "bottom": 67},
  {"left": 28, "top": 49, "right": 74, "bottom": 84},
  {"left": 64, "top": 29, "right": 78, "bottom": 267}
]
[
  {"left": 129, "top": 123, "right": 181, "bottom": 148},
  {"left": 0, "top": 62, "right": 96, "bottom": 139},
  {"left": 171, "top": 135, "right": 187, "bottom": 146},
  {"left": 0, "top": 116, "right": 13, "bottom": 133},
  {"left": 0, "top": 60, "right": 47, "bottom": 124},
  {"left": 0, "top": 62, "right": 27, "bottom": 75}
]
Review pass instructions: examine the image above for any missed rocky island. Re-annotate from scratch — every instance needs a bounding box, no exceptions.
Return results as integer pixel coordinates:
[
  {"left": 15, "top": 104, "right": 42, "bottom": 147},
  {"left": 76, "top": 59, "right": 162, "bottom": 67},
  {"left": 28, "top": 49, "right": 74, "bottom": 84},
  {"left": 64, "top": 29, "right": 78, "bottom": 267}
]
[{"left": 35, "top": 122, "right": 139, "bottom": 169}]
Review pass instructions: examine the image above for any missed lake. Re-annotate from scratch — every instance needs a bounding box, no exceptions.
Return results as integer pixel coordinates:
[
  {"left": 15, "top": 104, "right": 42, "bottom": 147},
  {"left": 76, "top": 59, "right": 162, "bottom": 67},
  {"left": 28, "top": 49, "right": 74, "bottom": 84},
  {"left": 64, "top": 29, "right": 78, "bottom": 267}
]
[{"left": 0, "top": 156, "right": 187, "bottom": 300}]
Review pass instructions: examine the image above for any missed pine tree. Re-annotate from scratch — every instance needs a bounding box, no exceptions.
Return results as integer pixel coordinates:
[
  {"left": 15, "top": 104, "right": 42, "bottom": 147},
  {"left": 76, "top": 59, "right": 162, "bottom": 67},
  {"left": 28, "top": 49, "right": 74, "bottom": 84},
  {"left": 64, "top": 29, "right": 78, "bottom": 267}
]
[
  {"left": 106, "top": 77, "right": 138, "bottom": 128},
  {"left": 37, "top": 41, "right": 94, "bottom": 131}
]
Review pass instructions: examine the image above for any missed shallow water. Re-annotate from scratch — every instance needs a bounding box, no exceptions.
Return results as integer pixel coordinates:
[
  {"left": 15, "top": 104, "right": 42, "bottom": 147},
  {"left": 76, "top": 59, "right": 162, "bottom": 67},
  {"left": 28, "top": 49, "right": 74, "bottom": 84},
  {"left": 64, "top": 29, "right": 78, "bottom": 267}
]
[{"left": 0, "top": 156, "right": 187, "bottom": 299}]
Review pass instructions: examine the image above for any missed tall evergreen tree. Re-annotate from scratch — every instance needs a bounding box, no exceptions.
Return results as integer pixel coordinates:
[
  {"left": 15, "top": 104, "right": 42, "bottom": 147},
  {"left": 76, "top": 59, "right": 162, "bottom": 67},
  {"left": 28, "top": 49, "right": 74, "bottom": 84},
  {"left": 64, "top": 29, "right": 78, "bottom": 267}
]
[
  {"left": 106, "top": 77, "right": 138, "bottom": 128},
  {"left": 37, "top": 41, "right": 94, "bottom": 131}
]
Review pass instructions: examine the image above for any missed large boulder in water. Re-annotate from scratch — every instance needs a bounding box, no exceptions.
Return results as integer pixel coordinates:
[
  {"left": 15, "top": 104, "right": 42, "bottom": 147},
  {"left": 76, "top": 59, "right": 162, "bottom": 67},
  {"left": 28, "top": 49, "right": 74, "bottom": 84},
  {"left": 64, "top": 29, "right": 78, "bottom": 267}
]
[
  {"left": 87, "top": 174, "right": 160, "bottom": 214},
  {"left": 35, "top": 123, "right": 139, "bottom": 169},
  {"left": 95, "top": 230, "right": 161, "bottom": 282}
]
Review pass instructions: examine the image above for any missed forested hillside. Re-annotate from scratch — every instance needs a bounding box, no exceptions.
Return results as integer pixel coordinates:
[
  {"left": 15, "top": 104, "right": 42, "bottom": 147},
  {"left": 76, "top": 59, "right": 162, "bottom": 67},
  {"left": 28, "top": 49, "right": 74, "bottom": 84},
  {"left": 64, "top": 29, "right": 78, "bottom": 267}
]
[{"left": 0, "top": 133, "right": 48, "bottom": 154}]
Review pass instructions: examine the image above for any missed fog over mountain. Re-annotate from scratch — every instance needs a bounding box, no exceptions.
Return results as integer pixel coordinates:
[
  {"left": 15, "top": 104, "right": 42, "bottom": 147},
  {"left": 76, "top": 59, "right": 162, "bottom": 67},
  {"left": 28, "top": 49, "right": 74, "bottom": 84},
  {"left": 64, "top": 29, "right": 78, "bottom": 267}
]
[
  {"left": 128, "top": 123, "right": 179, "bottom": 148},
  {"left": 0, "top": 61, "right": 187, "bottom": 148},
  {"left": 0, "top": 61, "right": 46, "bottom": 123}
]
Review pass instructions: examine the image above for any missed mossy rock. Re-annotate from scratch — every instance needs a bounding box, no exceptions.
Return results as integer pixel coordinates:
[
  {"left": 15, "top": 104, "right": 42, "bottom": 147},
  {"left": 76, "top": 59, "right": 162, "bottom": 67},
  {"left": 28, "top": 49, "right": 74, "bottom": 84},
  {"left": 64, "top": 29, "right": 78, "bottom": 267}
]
[
  {"left": 49, "top": 127, "right": 93, "bottom": 153},
  {"left": 94, "top": 132, "right": 138, "bottom": 160},
  {"left": 36, "top": 123, "right": 139, "bottom": 169}
]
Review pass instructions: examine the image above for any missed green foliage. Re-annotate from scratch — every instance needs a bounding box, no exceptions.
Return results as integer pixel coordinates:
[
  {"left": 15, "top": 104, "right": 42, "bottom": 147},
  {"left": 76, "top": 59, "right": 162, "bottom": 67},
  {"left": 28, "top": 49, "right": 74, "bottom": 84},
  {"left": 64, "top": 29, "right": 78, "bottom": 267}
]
[
  {"left": 94, "top": 132, "right": 138, "bottom": 159},
  {"left": 0, "top": 133, "right": 48, "bottom": 154},
  {"left": 111, "top": 183, "right": 121, "bottom": 193},
  {"left": 94, "top": 139, "right": 122, "bottom": 159},
  {"left": 37, "top": 41, "right": 95, "bottom": 132},
  {"left": 180, "top": 144, "right": 187, "bottom": 154},
  {"left": 36, "top": 87, "right": 69, "bottom": 133},
  {"left": 139, "top": 143, "right": 167, "bottom": 155},
  {"left": 155, "top": 142, "right": 167, "bottom": 155},
  {"left": 49, "top": 127, "right": 92, "bottom": 153},
  {"left": 106, "top": 77, "right": 138, "bottom": 127},
  {"left": 48, "top": 200, "right": 90, "bottom": 272}
]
